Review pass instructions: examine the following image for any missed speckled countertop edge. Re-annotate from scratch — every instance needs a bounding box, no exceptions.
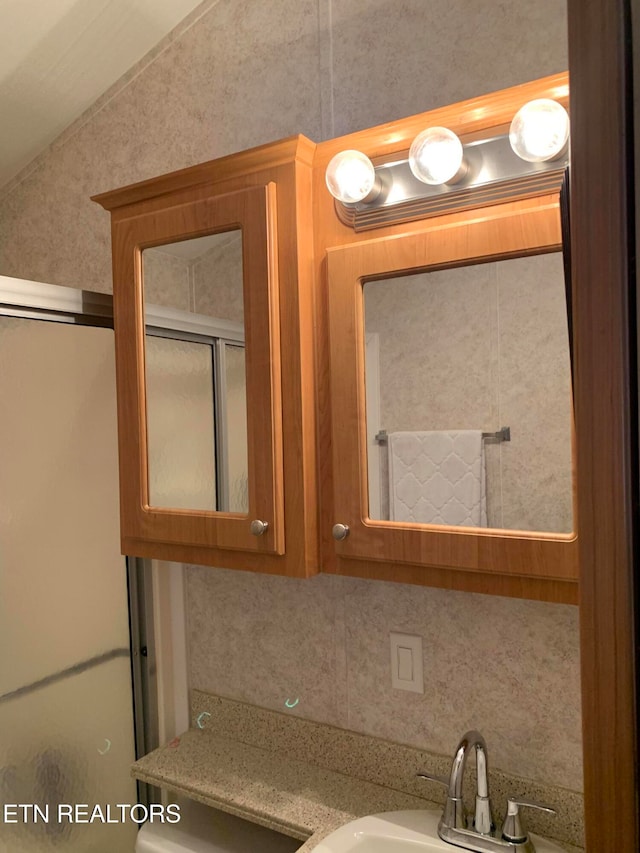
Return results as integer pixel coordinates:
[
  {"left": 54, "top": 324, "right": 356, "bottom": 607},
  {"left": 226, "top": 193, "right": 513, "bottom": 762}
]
[
  {"left": 132, "top": 728, "right": 437, "bottom": 850},
  {"left": 132, "top": 726, "right": 582, "bottom": 853}
]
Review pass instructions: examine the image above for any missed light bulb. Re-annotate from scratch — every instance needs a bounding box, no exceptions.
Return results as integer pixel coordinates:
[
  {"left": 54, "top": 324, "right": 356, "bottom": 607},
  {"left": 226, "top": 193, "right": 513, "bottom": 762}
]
[
  {"left": 509, "top": 99, "right": 570, "bottom": 163},
  {"left": 325, "top": 150, "right": 377, "bottom": 204},
  {"left": 408, "top": 127, "right": 465, "bottom": 185}
]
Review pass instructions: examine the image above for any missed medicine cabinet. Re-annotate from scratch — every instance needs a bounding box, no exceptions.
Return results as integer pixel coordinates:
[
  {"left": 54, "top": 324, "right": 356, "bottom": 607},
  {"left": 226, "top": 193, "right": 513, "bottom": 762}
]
[
  {"left": 96, "top": 73, "right": 577, "bottom": 602},
  {"left": 94, "top": 136, "right": 320, "bottom": 577},
  {"left": 314, "top": 71, "right": 578, "bottom": 604}
]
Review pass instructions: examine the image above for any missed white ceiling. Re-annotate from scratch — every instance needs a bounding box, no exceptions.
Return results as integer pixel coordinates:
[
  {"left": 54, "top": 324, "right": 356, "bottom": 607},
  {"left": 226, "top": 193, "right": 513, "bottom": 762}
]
[{"left": 0, "top": 0, "right": 205, "bottom": 189}]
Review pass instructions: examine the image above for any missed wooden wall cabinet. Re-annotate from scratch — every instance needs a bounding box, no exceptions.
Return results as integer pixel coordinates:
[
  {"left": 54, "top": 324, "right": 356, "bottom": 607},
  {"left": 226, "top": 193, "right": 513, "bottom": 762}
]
[
  {"left": 94, "top": 136, "right": 320, "bottom": 577},
  {"left": 95, "top": 74, "right": 577, "bottom": 602},
  {"left": 314, "top": 72, "right": 579, "bottom": 604}
]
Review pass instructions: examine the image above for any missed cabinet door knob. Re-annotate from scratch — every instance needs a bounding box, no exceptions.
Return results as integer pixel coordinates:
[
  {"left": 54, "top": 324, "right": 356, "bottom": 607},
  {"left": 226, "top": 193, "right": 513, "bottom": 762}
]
[
  {"left": 332, "top": 523, "right": 350, "bottom": 541},
  {"left": 250, "top": 519, "right": 269, "bottom": 536}
]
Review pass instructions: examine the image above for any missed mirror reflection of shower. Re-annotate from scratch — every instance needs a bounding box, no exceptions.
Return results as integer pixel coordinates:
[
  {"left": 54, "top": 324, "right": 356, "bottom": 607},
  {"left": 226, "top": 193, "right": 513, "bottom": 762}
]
[{"left": 142, "top": 231, "right": 248, "bottom": 514}]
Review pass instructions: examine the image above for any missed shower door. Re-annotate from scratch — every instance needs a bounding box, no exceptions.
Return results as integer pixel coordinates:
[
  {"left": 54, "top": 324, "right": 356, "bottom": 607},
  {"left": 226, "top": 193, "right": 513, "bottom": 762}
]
[{"left": 0, "top": 314, "right": 138, "bottom": 852}]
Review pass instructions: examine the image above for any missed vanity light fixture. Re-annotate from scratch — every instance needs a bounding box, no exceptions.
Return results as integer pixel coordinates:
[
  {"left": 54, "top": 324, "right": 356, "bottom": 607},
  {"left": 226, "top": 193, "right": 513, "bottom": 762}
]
[
  {"left": 325, "top": 149, "right": 381, "bottom": 204},
  {"left": 509, "top": 98, "right": 570, "bottom": 163},
  {"left": 327, "top": 102, "right": 570, "bottom": 232},
  {"left": 408, "top": 126, "right": 466, "bottom": 185}
]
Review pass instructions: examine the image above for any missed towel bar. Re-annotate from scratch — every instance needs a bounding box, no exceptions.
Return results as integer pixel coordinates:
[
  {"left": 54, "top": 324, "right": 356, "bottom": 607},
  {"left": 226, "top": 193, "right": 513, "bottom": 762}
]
[{"left": 374, "top": 427, "right": 511, "bottom": 444}]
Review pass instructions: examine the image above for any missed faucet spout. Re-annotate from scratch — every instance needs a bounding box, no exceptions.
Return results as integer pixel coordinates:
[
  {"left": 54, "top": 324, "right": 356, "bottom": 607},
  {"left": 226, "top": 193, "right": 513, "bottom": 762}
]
[
  {"left": 443, "top": 730, "right": 493, "bottom": 835},
  {"left": 449, "top": 730, "right": 489, "bottom": 798}
]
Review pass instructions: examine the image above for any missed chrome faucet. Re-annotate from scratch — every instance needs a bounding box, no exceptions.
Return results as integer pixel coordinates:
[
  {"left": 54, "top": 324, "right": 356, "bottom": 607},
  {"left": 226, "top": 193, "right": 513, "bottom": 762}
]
[{"left": 418, "top": 730, "right": 556, "bottom": 853}]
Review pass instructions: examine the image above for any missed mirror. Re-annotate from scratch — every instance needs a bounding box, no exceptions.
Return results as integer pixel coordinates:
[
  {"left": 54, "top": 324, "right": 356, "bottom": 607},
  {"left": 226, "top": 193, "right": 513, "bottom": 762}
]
[
  {"left": 364, "top": 251, "right": 573, "bottom": 534},
  {"left": 141, "top": 230, "right": 249, "bottom": 514}
]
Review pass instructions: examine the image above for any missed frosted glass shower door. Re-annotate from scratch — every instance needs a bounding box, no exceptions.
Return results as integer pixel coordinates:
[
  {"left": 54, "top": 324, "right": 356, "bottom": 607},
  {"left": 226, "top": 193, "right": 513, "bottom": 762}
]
[{"left": 0, "top": 317, "right": 138, "bottom": 852}]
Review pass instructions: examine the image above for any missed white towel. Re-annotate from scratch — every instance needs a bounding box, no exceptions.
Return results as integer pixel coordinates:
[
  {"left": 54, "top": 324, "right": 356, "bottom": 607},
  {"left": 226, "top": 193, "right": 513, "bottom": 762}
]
[{"left": 388, "top": 430, "right": 487, "bottom": 527}]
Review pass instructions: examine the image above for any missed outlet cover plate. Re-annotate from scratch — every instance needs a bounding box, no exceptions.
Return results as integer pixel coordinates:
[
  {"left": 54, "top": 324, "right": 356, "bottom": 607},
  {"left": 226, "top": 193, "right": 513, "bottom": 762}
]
[{"left": 390, "top": 632, "right": 424, "bottom": 693}]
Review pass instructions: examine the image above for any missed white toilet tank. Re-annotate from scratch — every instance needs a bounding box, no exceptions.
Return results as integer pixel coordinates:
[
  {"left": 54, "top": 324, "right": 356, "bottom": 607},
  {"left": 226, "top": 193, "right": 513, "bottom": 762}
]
[{"left": 135, "top": 797, "right": 302, "bottom": 853}]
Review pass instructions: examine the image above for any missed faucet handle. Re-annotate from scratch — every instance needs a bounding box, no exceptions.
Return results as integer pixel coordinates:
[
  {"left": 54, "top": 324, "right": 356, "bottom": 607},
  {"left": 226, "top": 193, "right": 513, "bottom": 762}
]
[
  {"left": 416, "top": 771, "right": 449, "bottom": 789},
  {"left": 501, "top": 797, "right": 557, "bottom": 844}
]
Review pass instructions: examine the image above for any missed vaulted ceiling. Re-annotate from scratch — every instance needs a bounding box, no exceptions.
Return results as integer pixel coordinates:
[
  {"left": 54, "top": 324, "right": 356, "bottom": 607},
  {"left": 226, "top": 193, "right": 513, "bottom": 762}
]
[{"left": 0, "top": 0, "right": 204, "bottom": 189}]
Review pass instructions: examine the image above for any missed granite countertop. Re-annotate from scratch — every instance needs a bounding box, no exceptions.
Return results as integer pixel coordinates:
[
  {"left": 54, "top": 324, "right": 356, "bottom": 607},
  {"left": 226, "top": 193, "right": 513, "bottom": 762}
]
[
  {"left": 132, "top": 727, "right": 439, "bottom": 851},
  {"left": 133, "top": 704, "right": 583, "bottom": 853}
]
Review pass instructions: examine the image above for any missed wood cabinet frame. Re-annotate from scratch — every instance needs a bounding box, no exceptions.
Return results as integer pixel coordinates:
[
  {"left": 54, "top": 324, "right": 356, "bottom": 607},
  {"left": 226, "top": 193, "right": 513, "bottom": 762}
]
[
  {"left": 568, "top": 0, "right": 639, "bottom": 846},
  {"left": 94, "top": 136, "right": 320, "bottom": 576}
]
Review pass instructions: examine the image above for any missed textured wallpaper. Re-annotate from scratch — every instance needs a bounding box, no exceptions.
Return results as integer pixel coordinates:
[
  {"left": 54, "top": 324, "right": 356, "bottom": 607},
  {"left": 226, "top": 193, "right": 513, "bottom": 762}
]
[
  {"left": 187, "top": 566, "right": 582, "bottom": 791},
  {"left": 0, "top": 0, "right": 580, "bottom": 793}
]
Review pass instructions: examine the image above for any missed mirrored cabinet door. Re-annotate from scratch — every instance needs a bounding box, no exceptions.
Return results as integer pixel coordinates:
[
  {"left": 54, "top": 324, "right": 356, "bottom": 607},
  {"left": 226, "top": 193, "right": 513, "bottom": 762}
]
[
  {"left": 327, "top": 196, "right": 578, "bottom": 592},
  {"left": 95, "top": 136, "right": 319, "bottom": 577},
  {"left": 143, "top": 231, "right": 248, "bottom": 515},
  {"left": 111, "top": 184, "right": 285, "bottom": 556}
]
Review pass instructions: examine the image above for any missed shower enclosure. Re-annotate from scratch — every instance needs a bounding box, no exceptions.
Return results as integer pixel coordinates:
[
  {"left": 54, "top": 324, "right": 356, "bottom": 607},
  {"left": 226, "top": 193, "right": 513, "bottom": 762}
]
[{"left": 0, "top": 277, "right": 240, "bottom": 852}]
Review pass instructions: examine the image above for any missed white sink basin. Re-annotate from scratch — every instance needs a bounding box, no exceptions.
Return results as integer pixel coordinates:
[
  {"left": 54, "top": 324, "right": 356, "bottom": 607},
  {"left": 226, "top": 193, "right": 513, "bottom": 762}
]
[
  {"left": 311, "top": 811, "right": 457, "bottom": 853},
  {"left": 310, "top": 810, "right": 567, "bottom": 853}
]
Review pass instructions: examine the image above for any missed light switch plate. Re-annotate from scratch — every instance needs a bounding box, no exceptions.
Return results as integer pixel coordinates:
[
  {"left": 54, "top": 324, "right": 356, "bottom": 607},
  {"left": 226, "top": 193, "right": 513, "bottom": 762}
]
[{"left": 390, "top": 632, "right": 424, "bottom": 693}]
